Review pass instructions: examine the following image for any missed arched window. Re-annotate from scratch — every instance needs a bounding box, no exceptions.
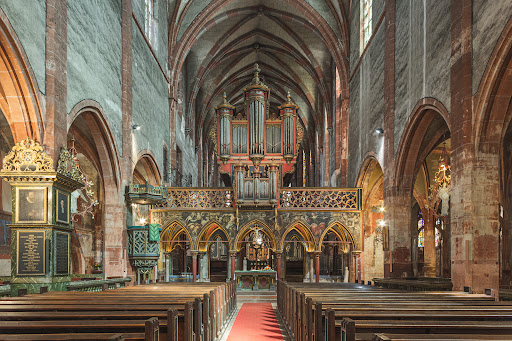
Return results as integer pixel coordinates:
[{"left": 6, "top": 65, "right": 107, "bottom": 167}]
[{"left": 360, "top": 0, "right": 372, "bottom": 52}]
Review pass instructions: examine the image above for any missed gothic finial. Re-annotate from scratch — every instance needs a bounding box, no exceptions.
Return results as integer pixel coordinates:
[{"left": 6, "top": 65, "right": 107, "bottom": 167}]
[
  {"left": 287, "top": 91, "right": 291, "bottom": 102},
  {"left": 223, "top": 92, "right": 227, "bottom": 104},
  {"left": 253, "top": 63, "right": 261, "bottom": 84}
]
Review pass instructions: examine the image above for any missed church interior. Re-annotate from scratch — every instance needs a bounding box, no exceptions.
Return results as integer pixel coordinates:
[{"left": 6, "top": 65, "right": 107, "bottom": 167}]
[{"left": 0, "top": 0, "right": 512, "bottom": 340}]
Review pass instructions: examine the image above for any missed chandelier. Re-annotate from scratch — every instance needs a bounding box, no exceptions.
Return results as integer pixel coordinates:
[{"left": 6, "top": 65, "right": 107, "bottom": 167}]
[{"left": 428, "top": 141, "right": 451, "bottom": 215}]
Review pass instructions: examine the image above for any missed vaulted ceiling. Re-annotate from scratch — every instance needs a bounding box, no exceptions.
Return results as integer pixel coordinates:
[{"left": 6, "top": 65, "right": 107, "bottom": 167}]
[{"left": 168, "top": 0, "right": 350, "bottom": 143}]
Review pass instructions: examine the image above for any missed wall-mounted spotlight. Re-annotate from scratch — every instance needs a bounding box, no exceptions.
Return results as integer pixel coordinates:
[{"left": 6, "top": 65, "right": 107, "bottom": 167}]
[
  {"left": 133, "top": 124, "right": 141, "bottom": 131},
  {"left": 375, "top": 128, "right": 384, "bottom": 134}
]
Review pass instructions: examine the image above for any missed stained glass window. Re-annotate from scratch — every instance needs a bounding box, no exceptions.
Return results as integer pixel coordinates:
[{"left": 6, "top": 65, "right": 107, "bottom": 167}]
[
  {"left": 417, "top": 212, "right": 424, "bottom": 247},
  {"left": 360, "top": 0, "right": 372, "bottom": 53}
]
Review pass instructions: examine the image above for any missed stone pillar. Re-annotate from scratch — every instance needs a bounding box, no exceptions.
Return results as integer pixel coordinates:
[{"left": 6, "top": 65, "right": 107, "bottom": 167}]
[
  {"left": 165, "top": 253, "right": 169, "bottom": 282},
  {"left": 201, "top": 252, "right": 209, "bottom": 282},
  {"left": 192, "top": 251, "right": 198, "bottom": 283},
  {"left": 423, "top": 212, "right": 436, "bottom": 277},
  {"left": 45, "top": 0, "right": 68, "bottom": 161},
  {"left": 275, "top": 251, "right": 282, "bottom": 280},
  {"left": 199, "top": 253, "right": 208, "bottom": 282},
  {"left": 230, "top": 251, "right": 237, "bottom": 281},
  {"left": 309, "top": 254, "right": 315, "bottom": 282},
  {"left": 351, "top": 251, "right": 362, "bottom": 282},
  {"left": 315, "top": 253, "right": 320, "bottom": 283},
  {"left": 449, "top": 0, "right": 498, "bottom": 293}
]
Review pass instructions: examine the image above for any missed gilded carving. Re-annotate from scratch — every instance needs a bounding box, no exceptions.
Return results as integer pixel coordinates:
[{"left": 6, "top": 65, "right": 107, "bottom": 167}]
[
  {"left": 56, "top": 149, "right": 83, "bottom": 183},
  {"left": 1, "top": 138, "right": 53, "bottom": 172}
]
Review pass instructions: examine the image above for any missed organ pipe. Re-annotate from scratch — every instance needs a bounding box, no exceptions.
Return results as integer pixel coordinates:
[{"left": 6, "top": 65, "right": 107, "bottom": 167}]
[
  {"left": 245, "top": 64, "right": 268, "bottom": 167},
  {"left": 279, "top": 91, "right": 298, "bottom": 163},
  {"left": 215, "top": 93, "right": 235, "bottom": 164},
  {"left": 214, "top": 65, "right": 301, "bottom": 207}
]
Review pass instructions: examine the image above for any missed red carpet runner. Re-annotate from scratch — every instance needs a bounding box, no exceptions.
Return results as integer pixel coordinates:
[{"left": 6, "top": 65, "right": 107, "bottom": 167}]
[{"left": 227, "top": 303, "right": 284, "bottom": 340}]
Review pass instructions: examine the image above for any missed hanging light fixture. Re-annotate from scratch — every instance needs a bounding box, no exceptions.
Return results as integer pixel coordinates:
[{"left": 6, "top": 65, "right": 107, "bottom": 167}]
[
  {"left": 432, "top": 142, "right": 451, "bottom": 189},
  {"left": 429, "top": 141, "right": 451, "bottom": 216}
]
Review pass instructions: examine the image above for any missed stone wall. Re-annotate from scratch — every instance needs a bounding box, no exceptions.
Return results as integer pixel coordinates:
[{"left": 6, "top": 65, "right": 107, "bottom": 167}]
[
  {"left": 67, "top": 0, "right": 123, "bottom": 149},
  {"left": 131, "top": 0, "right": 169, "bottom": 170},
  {"left": 473, "top": 0, "right": 512, "bottom": 94},
  {"left": 0, "top": 1, "right": 46, "bottom": 94},
  {"left": 393, "top": 0, "right": 451, "bottom": 155},
  {"left": 348, "top": 2, "right": 385, "bottom": 186}
]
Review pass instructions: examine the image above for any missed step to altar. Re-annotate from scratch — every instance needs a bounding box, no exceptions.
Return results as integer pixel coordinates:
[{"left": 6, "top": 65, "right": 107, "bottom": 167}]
[{"left": 236, "top": 291, "right": 277, "bottom": 305}]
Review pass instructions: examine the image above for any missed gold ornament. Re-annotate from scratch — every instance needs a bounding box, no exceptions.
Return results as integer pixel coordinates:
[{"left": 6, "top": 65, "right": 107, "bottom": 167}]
[
  {"left": 1, "top": 138, "right": 53, "bottom": 172},
  {"left": 57, "top": 148, "right": 84, "bottom": 183}
]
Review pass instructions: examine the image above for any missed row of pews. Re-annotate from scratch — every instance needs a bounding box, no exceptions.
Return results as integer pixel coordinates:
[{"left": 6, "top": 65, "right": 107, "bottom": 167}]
[
  {"left": 0, "top": 281, "right": 236, "bottom": 340},
  {"left": 277, "top": 280, "right": 512, "bottom": 341}
]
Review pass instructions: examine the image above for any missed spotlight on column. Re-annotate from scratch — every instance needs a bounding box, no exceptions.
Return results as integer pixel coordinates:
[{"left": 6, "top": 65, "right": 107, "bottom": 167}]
[
  {"left": 133, "top": 124, "right": 141, "bottom": 131},
  {"left": 375, "top": 128, "right": 384, "bottom": 134}
]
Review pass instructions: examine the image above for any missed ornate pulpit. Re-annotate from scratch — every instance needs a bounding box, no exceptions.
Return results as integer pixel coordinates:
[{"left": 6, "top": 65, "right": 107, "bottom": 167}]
[{"left": 0, "top": 139, "right": 84, "bottom": 295}]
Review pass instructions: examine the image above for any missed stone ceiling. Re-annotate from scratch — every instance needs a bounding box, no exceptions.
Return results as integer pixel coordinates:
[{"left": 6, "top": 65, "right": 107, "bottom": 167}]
[{"left": 168, "top": 0, "right": 350, "bottom": 143}]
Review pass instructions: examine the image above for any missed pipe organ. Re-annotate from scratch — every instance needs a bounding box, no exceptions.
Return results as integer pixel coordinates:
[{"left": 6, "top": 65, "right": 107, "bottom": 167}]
[{"left": 214, "top": 64, "right": 302, "bottom": 206}]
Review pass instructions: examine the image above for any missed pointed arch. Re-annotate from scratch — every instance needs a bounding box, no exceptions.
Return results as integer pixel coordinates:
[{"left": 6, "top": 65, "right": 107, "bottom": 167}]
[
  {"left": 474, "top": 15, "right": 512, "bottom": 153},
  {"left": 394, "top": 98, "right": 451, "bottom": 193},
  {"left": 161, "top": 220, "right": 192, "bottom": 252},
  {"left": 234, "top": 219, "right": 277, "bottom": 251},
  {"left": 0, "top": 8, "right": 44, "bottom": 142},
  {"left": 317, "top": 221, "right": 355, "bottom": 252},
  {"left": 196, "top": 221, "right": 231, "bottom": 251},
  {"left": 133, "top": 150, "right": 162, "bottom": 186},
  {"left": 356, "top": 153, "right": 383, "bottom": 188},
  {"left": 68, "top": 99, "right": 121, "bottom": 190},
  {"left": 280, "top": 221, "right": 315, "bottom": 252}
]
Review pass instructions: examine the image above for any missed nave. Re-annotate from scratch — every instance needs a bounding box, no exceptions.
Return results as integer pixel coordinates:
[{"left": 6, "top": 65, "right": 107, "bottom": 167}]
[{"left": 1, "top": 280, "right": 512, "bottom": 340}]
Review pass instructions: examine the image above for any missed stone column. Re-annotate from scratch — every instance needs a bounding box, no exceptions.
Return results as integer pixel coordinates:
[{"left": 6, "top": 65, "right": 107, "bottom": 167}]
[
  {"left": 309, "top": 253, "right": 315, "bottom": 282},
  {"left": 423, "top": 211, "right": 436, "bottom": 277},
  {"left": 275, "top": 251, "right": 282, "bottom": 280},
  {"left": 191, "top": 251, "right": 198, "bottom": 283},
  {"left": 230, "top": 251, "right": 237, "bottom": 281},
  {"left": 315, "top": 252, "right": 320, "bottom": 283},
  {"left": 202, "top": 252, "right": 209, "bottom": 281},
  {"left": 199, "top": 252, "right": 208, "bottom": 282},
  {"left": 165, "top": 253, "right": 169, "bottom": 282}
]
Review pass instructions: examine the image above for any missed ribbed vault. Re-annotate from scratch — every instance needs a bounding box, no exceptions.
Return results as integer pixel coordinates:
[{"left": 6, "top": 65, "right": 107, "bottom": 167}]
[{"left": 168, "top": 0, "right": 350, "bottom": 146}]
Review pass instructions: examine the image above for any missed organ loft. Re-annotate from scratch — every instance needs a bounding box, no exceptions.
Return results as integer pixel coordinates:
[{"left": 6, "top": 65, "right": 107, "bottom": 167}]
[{"left": 0, "top": 0, "right": 512, "bottom": 339}]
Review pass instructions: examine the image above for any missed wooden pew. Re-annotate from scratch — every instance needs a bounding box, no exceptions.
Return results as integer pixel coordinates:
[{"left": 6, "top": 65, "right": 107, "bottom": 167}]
[
  {"left": 0, "top": 281, "right": 236, "bottom": 341},
  {"left": 277, "top": 280, "right": 512, "bottom": 341}
]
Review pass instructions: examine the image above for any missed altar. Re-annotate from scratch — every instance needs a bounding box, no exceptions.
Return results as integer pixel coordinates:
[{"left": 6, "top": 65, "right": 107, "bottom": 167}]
[{"left": 235, "top": 270, "right": 276, "bottom": 291}]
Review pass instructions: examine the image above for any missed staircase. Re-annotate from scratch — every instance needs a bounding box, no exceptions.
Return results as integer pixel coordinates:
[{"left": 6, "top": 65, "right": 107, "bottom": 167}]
[{"left": 236, "top": 290, "right": 277, "bottom": 305}]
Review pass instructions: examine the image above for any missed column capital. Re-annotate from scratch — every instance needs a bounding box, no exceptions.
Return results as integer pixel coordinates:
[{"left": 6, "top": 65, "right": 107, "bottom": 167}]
[
  {"left": 191, "top": 250, "right": 199, "bottom": 258},
  {"left": 229, "top": 250, "right": 238, "bottom": 257},
  {"left": 274, "top": 250, "right": 283, "bottom": 256}
]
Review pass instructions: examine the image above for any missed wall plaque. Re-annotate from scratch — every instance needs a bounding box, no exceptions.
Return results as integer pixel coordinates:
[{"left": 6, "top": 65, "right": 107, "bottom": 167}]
[
  {"left": 17, "top": 231, "right": 45, "bottom": 275},
  {"left": 55, "top": 232, "right": 69, "bottom": 275}
]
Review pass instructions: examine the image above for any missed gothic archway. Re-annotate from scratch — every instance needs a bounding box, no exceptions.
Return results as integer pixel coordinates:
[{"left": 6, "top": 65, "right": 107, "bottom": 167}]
[
  {"left": 356, "top": 155, "right": 384, "bottom": 282},
  {"left": 67, "top": 100, "right": 122, "bottom": 276}
]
